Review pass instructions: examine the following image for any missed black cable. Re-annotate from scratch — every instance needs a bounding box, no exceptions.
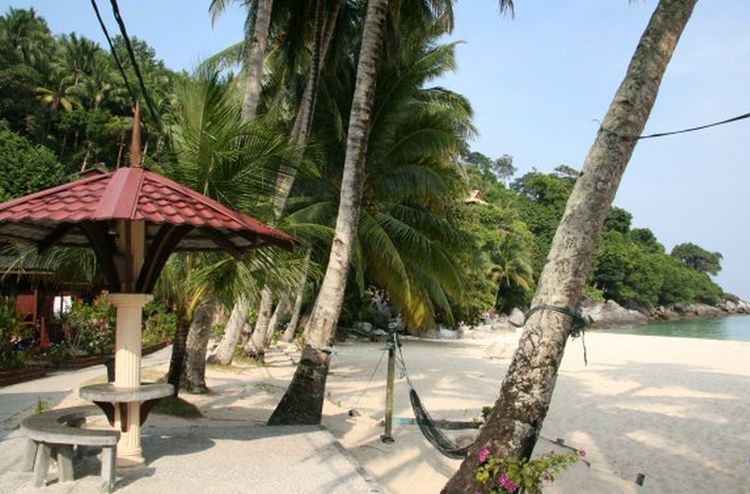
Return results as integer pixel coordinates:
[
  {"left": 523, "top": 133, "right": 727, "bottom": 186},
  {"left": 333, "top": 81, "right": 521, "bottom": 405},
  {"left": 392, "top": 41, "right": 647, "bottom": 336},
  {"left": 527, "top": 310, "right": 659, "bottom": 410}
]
[
  {"left": 89, "top": 0, "right": 138, "bottom": 107},
  {"left": 108, "top": 0, "right": 163, "bottom": 132},
  {"left": 604, "top": 110, "right": 750, "bottom": 141}
]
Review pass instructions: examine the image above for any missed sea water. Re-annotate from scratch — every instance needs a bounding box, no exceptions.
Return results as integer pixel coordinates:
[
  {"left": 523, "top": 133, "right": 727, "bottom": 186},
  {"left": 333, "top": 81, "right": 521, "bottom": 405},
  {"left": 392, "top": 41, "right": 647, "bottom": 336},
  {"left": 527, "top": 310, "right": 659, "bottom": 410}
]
[{"left": 597, "top": 314, "right": 750, "bottom": 342}]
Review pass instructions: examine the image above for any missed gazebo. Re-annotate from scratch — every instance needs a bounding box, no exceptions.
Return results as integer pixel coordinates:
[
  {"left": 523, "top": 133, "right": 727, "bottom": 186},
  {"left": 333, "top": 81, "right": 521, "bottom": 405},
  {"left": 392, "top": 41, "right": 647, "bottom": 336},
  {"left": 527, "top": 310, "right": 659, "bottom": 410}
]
[{"left": 0, "top": 121, "right": 296, "bottom": 467}]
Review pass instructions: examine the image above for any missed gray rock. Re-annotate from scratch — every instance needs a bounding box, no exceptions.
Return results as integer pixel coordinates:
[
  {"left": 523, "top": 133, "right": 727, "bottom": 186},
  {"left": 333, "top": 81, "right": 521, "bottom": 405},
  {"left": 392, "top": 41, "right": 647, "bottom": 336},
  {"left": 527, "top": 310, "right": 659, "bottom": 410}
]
[
  {"left": 508, "top": 308, "right": 525, "bottom": 327},
  {"left": 354, "top": 321, "right": 373, "bottom": 333},
  {"left": 582, "top": 300, "right": 648, "bottom": 327},
  {"left": 439, "top": 327, "right": 457, "bottom": 339},
  {"left": 686, "top": 303, "right": 722, "bottom": 317}
]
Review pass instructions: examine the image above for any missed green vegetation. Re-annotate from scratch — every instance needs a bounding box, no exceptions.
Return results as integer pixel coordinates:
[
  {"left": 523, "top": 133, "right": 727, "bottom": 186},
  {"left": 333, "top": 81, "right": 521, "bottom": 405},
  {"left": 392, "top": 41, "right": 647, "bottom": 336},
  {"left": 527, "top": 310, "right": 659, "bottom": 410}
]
[{"left": 0, "top": 6, "right": 729, "bottom": 341}]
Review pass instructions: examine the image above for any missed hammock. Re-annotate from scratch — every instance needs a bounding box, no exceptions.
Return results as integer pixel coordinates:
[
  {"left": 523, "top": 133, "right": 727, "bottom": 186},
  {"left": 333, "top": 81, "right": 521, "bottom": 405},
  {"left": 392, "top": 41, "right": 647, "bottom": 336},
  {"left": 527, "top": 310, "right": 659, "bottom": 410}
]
[
  {"left": 393, "top": 333, "right": 469, "bottom": 459},
  {"left": 408, "top": 385, "right": 468, "bottom": 459}
]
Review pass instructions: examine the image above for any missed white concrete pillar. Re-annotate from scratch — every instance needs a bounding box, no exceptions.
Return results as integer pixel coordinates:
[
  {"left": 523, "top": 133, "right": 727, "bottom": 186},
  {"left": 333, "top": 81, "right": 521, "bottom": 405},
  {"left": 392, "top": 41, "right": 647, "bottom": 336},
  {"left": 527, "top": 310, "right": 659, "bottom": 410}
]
[{"left": 110, "top": 293, "right": 152, "bottom": 469}]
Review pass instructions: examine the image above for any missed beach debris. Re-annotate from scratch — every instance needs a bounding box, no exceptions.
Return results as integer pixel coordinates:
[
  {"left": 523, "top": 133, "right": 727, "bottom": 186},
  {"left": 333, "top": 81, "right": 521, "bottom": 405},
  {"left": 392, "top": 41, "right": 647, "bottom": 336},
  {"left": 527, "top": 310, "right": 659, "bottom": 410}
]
[{"left": 635, "top": 473, "right": 646, "bottom": 486}]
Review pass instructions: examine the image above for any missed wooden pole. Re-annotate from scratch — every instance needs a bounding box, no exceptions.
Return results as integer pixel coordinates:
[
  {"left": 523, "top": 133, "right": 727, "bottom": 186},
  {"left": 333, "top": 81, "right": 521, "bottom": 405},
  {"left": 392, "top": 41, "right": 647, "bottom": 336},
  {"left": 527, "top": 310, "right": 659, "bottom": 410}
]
[
  {"left": 129, "top": 102, "right": 141, "bottom": 167},
  {"left": 381, "top": 333, "right": 395, "bottom": 443}
]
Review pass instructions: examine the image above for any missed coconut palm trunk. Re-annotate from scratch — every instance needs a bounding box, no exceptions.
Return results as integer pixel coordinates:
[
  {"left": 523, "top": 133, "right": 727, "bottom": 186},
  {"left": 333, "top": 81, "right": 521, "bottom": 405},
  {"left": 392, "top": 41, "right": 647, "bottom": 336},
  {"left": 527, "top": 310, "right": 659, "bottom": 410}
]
[
  {"left": 208, "top": 0, "right": 276, "bottom": 365},
  {"left": 242, "top": 0, "right": 273, "bottom": 120},
  {"left": 181, "top": 298, "right": 217, "bottom": 393},
  {"left": 207, "top": 294, "right": 251, "bottom": 365},
  {"left": 281, "top": 249, "right": 311, "bottom": 342},
  {"left": 443, "top": 0, "right": 697, "bottom": 491},
  {"left": 250, "top": 0, "right": 342, "bottom": 355},
  {"left": 166, "top": 311, "right": 190, "bottom": 398},
  {"left": 242, "top": 286, "right": 274, "bottom": 357},
  {"left": 268, "top": 0, "right": 390, "bottom": 426}
]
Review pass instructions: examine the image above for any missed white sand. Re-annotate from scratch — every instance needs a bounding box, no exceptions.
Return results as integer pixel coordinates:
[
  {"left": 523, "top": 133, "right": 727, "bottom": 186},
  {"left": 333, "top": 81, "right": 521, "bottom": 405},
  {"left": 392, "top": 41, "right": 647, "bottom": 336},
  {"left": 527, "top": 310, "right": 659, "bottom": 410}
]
[
  {"left": 51, "top": 329, "right": 750, "bottom": 493},
  {"left": 321, "top": 330, "right": 750, "bottom": 493}
]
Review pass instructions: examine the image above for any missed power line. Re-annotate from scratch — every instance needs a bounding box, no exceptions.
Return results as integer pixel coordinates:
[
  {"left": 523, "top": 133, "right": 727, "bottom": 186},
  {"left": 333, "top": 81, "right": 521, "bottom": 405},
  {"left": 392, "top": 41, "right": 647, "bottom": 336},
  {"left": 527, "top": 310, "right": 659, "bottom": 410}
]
[
  {"left": 604, "top": 110, "right": 750, "bottom": 141},
  {"left": 107, "top": 0, "right": 163, "bottom": 132},
  {"left": 89, "top": 0, "right": 138, "bottom": 107},
  {"left": 637, "top": 110, "right": 750, "bottom": 139}
]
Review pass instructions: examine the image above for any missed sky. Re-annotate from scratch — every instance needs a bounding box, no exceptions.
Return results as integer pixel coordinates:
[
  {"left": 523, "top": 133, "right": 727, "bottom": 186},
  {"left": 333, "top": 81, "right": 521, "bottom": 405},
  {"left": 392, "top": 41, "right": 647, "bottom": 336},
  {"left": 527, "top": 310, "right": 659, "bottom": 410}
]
[{"left": 2, "top": 0, "right": 749, "bottom": 299}]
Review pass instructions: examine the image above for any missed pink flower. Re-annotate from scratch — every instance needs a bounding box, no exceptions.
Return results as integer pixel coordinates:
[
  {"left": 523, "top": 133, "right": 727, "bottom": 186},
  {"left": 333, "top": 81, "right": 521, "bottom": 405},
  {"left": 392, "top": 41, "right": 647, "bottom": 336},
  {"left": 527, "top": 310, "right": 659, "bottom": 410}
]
[
  {"left": 498, "top": 472, "right": 519, "bottom": 492},
  {"left": 578, "top": 450, "right": 587, "bottom": 457},
  {"left": 477, "top": 447, "right": 491, "bottom": 463}
]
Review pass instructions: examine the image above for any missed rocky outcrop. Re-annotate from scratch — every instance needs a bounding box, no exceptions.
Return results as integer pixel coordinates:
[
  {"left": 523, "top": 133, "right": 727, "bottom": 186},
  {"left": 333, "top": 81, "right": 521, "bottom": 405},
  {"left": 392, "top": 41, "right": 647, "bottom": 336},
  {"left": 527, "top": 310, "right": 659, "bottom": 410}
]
[
  {"left": 507, "top": 308, "right": 525, "bottom": 327},
  {"left": 651, "top": 298, "right": 750, "bottom": 320},
  {"left": 717, "top": 298, "right": 750, "bottom": 314},
  {"left": 581, "top": 299, "right": 648, "bottom": 327}
]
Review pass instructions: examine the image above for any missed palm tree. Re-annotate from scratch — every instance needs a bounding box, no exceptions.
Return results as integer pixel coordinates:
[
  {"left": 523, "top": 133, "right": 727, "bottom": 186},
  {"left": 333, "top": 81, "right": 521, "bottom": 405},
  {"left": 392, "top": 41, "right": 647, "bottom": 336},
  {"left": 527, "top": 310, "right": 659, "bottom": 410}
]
[
  {"left": 268, "top": 0, "right": 390, "bottom": 425},
  {"left": 443, "top": 0, "right": 697, "bottom": 491},
  {"left": 160, "top": 68, "right": 300, "bottom": 392},
  {"left": 209, "top": 0, "right": 275, "bottom": 120},
  {"left": 0, "top": 7, "right": 54, "bottom": 70},
  {"left": 210, "top": 0, "right": 345, "bottom": 364}
]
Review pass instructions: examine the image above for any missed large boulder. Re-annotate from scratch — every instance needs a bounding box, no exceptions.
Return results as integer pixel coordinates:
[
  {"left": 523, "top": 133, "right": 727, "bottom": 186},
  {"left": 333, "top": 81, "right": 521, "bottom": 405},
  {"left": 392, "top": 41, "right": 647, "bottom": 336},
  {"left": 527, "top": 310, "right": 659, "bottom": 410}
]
[
  {"left": 582, "top": 299, "right": 648, "bottom": 327},
  {"left": 685, "top": 303, "right": 723, "bottom": 317},
  {"left": 508, "top": 308, "right": 525, "bottom": 327}
]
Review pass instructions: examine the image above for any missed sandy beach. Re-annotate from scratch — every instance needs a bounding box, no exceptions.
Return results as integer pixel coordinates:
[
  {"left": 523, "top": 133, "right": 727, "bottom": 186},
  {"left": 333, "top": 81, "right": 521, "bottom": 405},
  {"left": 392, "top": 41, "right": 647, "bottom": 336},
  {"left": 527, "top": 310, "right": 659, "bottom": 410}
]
[{"left": 8, "top": 329, "right": 750, "bottom": 493}]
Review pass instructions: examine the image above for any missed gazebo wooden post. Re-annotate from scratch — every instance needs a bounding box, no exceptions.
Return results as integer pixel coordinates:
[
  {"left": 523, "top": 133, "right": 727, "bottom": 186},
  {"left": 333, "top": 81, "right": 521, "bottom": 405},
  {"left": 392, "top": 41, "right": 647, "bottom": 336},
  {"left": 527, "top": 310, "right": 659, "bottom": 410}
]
[
  {"left": 110, "top": 292, "right": 151, "bottom": 468},
  {"left": 111, "top": 110, "right": 150, "bottom": 468}
]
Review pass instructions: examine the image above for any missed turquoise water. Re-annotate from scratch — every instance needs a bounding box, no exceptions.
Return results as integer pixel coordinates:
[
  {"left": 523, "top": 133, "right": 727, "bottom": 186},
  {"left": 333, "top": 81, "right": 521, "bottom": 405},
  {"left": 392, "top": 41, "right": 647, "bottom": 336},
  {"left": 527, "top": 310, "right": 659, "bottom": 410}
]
[{"left": 596, "top": 314, "right": 750, "bottom": 342}]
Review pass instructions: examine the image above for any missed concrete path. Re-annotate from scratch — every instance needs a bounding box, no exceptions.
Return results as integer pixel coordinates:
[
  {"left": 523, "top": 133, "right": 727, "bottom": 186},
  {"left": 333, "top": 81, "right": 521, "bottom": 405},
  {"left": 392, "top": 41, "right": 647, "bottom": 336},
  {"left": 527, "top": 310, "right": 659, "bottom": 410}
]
[
  {"left": 0, "top": 348, "right": 382, "bottom": 493},
  {"left": 0, "top": 348, "right": 172, "bottom": 432},
  {"left": 0, "top": 426, "right": 381, "bottom": 493}
]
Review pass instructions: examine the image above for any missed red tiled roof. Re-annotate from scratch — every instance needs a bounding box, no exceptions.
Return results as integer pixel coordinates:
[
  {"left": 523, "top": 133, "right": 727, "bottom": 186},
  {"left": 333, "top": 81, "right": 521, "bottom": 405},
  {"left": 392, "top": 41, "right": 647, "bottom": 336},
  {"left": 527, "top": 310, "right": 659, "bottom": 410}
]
[{"left": 0, "top": 167, "right": 296, "bottom": 253}]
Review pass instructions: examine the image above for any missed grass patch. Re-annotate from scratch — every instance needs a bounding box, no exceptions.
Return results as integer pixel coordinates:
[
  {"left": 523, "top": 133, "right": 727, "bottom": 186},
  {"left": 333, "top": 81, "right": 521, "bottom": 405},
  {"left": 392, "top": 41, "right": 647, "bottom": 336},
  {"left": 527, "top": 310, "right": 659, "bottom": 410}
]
[{"left": 152, "top": 395, "right": 203, "bottom": 419}]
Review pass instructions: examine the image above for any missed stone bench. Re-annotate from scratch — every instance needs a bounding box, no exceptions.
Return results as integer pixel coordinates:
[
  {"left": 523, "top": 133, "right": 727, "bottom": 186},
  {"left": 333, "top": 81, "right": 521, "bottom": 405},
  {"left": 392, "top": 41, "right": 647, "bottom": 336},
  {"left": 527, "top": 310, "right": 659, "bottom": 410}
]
[{"left": 21, "top": 405, "right": 120, "bottom": 492}]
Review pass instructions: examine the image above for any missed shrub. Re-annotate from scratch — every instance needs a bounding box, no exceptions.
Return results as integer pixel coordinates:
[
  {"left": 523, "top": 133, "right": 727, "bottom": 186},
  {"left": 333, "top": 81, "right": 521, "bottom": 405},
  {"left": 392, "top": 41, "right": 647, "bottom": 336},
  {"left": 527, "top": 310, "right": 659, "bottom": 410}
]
[
  {"left": 0, "top": 298, "right": 31, "bottom": 370},
  {"left": 143, "top": 301, "right": 176, "bottom": 346},
  {"left": 57, "top": 293, "right": 115, "bottom": 356},
  {"left": 475, "top": 449, "right": 581, "bottom": 493}
]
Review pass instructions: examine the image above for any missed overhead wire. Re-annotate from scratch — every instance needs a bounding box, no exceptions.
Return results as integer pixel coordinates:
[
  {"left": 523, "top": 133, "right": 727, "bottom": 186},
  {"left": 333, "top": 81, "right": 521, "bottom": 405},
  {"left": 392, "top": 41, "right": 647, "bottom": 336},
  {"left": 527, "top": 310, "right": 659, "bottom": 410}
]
[
  {"left": 89, "top": 0, "right": 138, "bottom": 107},
  {"left": 107, "top": 0, "right": 163, "bottom": 132},
  {"left": 604, "top": 110, "right": 750, "bottom": 141}
]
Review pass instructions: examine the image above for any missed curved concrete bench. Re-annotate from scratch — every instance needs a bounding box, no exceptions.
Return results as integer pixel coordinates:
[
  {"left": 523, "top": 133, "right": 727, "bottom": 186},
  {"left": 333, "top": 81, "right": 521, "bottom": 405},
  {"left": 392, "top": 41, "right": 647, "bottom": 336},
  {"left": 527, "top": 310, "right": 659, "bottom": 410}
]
[{"left": 21, "top": 406, "right": 119, "bottom": 492}]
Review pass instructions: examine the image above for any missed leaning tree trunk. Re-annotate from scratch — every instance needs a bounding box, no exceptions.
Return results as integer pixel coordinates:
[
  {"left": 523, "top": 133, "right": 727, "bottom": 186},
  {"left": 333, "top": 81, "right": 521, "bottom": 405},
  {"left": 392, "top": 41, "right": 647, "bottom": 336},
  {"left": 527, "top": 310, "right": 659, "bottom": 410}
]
[
  {"left": 219, "top": 0, "right": 278, "bottom": 358},
  {"left": 242, "top": 0, "right": 273, "bottom": 120},
  {"left": 443, "top": 1, "right": 697, "bottom": 491},
  {"left": 281, "top": 249, "right": 311, "bottom": 342},
  {"left": 268, "top": 0, "right": 389, "bottom": 426},
  {"left": 243, "top": 287, "right": 276, "bottom": 360},
  {"left": 246, "top": 296, "right": 290, "bottom": 361},
  {"left": 181, "top": 298, "right": 217, "bottom": 394},
  {"left": 251, "top": 0, "right": 342, "bottom": 345},
  {"left": 272, "top": 0, "right": 341, "bottom": 217},
  {"left": 207, "top": 294, "right": 251, "bottom": 366}
]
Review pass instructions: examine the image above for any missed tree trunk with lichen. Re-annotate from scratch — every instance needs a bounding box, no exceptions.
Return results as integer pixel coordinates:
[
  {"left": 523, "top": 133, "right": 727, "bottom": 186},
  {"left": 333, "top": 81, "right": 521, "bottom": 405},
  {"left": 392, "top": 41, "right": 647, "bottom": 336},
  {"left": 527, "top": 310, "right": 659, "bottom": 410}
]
[
  {"left": 281, "top": 249, "right": 311, "bottom": 342},
  {"left": 268, "top": 0, "right": 389, "bottom": 426},
  {"left": 242, "top": 287, "right": 274, "bottom": 358},
  {"left": 181, "top": 298, "right": 217, "bottom": 394},
  {"left": 206, "top": 294, "right": 251, "bottom": 366},
  {"left": 242, "top": 0, "right": 273, "bottom": 120},
  {"left": 443, "top": 0, "right": 697, "bottom": 491}
]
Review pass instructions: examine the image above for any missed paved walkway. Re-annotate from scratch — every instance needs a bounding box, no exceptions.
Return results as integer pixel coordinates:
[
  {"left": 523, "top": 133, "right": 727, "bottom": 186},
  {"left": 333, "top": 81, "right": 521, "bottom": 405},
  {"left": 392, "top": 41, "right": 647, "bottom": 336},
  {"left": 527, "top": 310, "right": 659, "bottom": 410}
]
[{"left": 0, "top": 348, "right": 381, "bottom": 493}]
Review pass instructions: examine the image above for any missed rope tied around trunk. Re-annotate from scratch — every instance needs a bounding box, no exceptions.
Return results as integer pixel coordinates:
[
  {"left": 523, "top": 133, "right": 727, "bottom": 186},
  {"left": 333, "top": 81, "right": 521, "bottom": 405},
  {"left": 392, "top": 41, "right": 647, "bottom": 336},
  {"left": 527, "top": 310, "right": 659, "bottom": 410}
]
[{"left": 524, "top": 305, "right": 589, "bottom": 365}]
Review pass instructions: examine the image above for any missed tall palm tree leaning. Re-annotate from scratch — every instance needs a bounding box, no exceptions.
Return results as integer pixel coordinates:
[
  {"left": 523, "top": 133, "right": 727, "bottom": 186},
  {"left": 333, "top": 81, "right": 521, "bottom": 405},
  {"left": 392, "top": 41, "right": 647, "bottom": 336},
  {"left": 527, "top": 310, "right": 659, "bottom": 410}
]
[
  {"left": 245, "top": 0, "right": 343, "bottom": 359},
  {"left": 205, "top": 0, "right": 275, "bottom": 366},
  {"left": 268, "top": 0, "right": 390, "bottom": 425},
  {"left": 443, "top": 0, "right": 697, "bottom": 491}
]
